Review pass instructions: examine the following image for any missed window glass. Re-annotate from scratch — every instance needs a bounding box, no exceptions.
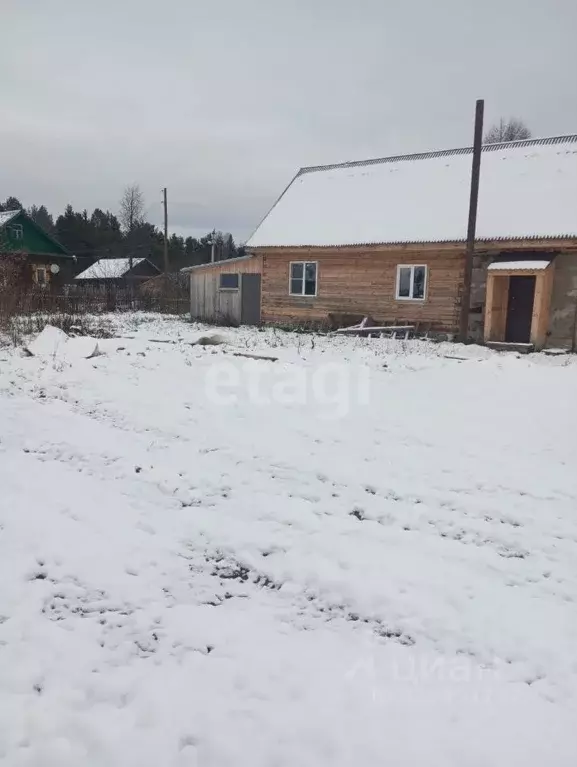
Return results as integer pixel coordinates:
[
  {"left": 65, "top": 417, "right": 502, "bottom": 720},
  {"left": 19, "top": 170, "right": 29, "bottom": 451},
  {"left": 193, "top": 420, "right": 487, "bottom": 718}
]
[
  {"left": 413, "top": 266, "right": 426, "bottom": 299},
  {"left": 398, "top": 267, "right": 411, "bottom": 298},
  {"left": 291, "top": 263, "right": 303, "bottom": 279},
  {"left": 220, "top": 273, "right": 239, "bottom": 289},
  {"left": 304, "top": 263, "right": 317, "bottom": 295},
  {"left": 290, "top": 278, "right": 302, "bottom": 295}
]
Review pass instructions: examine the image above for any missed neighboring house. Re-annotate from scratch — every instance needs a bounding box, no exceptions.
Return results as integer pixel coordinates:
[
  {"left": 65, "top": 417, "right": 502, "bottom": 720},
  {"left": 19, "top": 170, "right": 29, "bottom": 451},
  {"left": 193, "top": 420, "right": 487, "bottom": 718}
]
[
  {"left": 246, "top": 134, "right": 577, "bottom": 350},
  {"left": 0, "top": 208, "right": 72, "bottom": 287},
  {"left": 182, "top": 255, "right": 262, "bottom": 325},
  {"left": 139, "top": 272, "right": 189, "bottom": 299},
  {"left": 74, "top": 257, "right": 160, "bottom": 288}
]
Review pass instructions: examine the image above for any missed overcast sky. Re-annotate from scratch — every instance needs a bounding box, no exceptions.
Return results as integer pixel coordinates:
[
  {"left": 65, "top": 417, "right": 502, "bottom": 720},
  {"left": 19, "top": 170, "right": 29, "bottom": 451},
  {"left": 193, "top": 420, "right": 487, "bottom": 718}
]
[{"left": 3, "top": 0, "right": 577, "bottom": 242}]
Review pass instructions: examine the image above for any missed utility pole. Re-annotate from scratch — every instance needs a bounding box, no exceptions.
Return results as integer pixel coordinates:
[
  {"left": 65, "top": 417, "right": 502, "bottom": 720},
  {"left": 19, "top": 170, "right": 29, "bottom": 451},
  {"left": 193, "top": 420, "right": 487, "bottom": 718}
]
[
  {"left": 459, "top": 98, "right": 484, "bottom": 343},
  {"left": 162, "top": 187, "right": 169, "bottom": 274}
]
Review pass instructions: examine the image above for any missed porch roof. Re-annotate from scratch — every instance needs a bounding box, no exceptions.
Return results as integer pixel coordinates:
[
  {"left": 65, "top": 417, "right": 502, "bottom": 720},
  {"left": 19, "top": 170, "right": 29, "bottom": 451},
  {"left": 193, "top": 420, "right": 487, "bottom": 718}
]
[{"left": 488, "top": 259, "right": 552, "bottom": 272}]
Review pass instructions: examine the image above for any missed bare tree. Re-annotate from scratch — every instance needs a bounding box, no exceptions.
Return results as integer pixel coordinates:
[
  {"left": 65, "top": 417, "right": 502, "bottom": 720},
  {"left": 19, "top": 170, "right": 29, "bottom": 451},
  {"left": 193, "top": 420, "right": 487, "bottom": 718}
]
[
  {"left": 119, "top": 184, "right": 145, "bottom": 233},
  {"left": 484, "top": 118, "right": 532, "bottom": 144},
  {"left": 0, "top": 251, "right": 28, "bottom": 325}
]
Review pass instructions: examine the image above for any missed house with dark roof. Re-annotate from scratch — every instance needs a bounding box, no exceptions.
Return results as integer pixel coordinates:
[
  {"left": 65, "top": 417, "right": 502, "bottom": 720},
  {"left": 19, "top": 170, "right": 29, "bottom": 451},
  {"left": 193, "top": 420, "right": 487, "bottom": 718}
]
[
  {"left": 246, "top": 134, "right": 577, "bottom": 350},
  {"left": 0, "top": 208, "right": 72, "bottom": 287}
]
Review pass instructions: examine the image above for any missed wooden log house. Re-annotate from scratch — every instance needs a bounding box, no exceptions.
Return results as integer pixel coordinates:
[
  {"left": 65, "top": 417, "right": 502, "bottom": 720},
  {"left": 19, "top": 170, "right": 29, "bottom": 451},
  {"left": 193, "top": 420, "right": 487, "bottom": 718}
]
[{"left": 242, "top": 135, "right": 577, "bottom": 350}]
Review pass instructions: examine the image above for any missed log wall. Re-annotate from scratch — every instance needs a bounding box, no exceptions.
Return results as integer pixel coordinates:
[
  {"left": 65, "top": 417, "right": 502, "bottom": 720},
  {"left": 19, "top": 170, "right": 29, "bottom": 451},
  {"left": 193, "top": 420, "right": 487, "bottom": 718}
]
[
  {"left": 548, "top": 250, "right": 577, "bottom": 350},
  {"left": 258, "top": 246, "right": 465, "bottom": 332}
]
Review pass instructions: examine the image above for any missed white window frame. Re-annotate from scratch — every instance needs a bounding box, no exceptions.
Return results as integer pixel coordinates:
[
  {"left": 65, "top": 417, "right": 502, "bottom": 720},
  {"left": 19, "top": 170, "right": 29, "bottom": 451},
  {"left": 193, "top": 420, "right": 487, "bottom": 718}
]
[
  {"left": 289, "top": 261, "right": 318, "bottom": 297},
  {"left": 219, "top": 273, "right": 240, "bottom": 291},
  {"left": 10, "top": 224, "right": 23, "bottom": 240},
  {"left": 395, "top": 264, "right": 427, "bottom": 301}
]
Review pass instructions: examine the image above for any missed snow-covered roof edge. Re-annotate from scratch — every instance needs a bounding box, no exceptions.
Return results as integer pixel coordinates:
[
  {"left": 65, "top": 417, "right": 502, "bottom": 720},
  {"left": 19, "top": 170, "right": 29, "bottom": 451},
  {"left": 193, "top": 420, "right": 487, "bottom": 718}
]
[
  {"left": 247, "top": 234, "right": 577, "bottom": 250},
  {"left": 0, "top": 210, "right": 20, "bottom": 227},
  {"left": 244, "top": 170, "right": 303, "bottom": 252},
  {"left": 181, "top": 254, "right": 257, "bottom": 273},
  {"left": 297, "top": 133, "right": 577, "bottom": 177}
]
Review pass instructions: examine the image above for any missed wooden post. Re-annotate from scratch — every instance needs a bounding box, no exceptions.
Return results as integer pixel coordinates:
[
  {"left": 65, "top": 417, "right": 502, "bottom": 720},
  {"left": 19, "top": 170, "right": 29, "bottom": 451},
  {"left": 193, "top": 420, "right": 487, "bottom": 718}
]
[
  {"left": 128, "top": 253, "right": 134, "bottom": 307},
  {"left": 484, "top": 271, "right": 495, "bottom": 343},
  {"left": 163, "top": 187, "right": 169, "bottom": 274},
  {"left": 459, "top": 99, "right": 484, "bottom": 342},
  {"left": 571, "top": 293, "right": 577, "bottom": 353}
]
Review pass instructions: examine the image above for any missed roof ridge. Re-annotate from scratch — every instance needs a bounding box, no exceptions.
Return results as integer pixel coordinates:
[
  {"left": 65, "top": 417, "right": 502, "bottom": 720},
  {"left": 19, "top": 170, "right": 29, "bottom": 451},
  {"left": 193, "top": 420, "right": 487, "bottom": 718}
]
[{"left": 298, "top": 133, "right": 577, "bottom": 175}]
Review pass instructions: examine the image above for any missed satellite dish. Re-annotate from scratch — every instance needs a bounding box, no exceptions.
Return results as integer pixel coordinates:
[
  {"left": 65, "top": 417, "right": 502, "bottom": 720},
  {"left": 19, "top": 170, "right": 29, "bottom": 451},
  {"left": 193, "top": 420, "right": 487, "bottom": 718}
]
[{"left": 50, "top": 263, "right": 60, "bottom": 274}]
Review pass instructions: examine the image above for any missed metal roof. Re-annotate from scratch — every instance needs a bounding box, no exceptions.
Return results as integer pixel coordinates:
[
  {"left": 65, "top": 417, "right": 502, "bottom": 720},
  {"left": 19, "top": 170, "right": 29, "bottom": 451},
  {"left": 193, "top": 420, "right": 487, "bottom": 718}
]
[
  {"left": 246, "top": 134, "right": 577, "bottom": 249},
  {"left": 298, "top": 134, "right": 577, "bottom": 175}
]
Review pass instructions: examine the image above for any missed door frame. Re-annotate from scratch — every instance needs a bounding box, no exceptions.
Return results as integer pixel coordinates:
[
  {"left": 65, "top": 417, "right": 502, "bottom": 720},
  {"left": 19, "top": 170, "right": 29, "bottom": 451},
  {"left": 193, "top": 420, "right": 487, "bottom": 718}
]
[{"left": 484, "top": 264, "right": 554, "bottom": 349}]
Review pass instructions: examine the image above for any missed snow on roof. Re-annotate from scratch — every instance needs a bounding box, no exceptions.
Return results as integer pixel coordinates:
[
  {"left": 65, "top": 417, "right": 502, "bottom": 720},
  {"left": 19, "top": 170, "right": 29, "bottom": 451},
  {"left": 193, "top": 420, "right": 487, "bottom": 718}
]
[
  {"left": 75, "top": 257, "right": 147, "bottom": 280},
  {"left": 488, "top": 260, "right": 552, "bottom": 271},
  {"left": 246, "top": 135, "right": 577, "bottom": 248},
  {"left": 181, "top": 254, "right": 256, "bottom": 272},
  {"left": 0, "top": 209, "right": 21, "bottom": 227}
]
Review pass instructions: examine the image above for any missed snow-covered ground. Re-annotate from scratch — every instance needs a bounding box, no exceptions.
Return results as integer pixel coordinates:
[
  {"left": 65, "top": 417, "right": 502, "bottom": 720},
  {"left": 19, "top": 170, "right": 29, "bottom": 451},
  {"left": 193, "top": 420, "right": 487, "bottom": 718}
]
[{"left": 1, "top": 313, "right": 576, "bottom": 766}]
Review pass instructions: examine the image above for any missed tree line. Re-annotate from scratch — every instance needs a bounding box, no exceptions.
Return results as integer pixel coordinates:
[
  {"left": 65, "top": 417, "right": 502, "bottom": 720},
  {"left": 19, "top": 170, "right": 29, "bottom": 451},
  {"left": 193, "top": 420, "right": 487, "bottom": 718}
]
[
  {"left": 0, "top": 185, "right": 244, "bottom": 272},
  {"left": 2, "top": 116, "right": 531, "bottom": 270}
]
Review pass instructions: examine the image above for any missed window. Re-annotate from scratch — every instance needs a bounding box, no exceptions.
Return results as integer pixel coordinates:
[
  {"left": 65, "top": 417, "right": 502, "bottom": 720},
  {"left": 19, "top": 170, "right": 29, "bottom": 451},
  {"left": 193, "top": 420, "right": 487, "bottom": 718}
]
[
  {"left": 396, "top": 265, "right": 427, "bottom": 300},
  {"left": 34, "top": 267, "right": 47, "bottom": 286},
  {"left": 9, "top": 224, "right": 23, "bottom": 240},
  {"left": 290, "top": 261, "right": 317, "bottom": 296},
  {"left": 219, "top": 273, "right": 239, "bottom": 290}
]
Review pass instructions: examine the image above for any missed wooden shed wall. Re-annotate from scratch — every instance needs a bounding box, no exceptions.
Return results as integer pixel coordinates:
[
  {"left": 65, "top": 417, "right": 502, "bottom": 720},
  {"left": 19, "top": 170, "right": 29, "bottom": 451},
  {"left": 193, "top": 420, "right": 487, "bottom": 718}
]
[
  {"left": 258, "top": 246, "right": 465, "bottom": 331},
  {"left": 190, "top": 271, "right": 242, "bottom": 323}
]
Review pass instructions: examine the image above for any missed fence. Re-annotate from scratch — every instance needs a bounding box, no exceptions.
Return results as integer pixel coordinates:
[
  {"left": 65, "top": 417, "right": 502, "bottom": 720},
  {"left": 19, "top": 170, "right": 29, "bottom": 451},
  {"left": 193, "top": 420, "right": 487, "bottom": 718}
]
[{"left": 1, "top": 287, "right": 189, "bottom": 317}]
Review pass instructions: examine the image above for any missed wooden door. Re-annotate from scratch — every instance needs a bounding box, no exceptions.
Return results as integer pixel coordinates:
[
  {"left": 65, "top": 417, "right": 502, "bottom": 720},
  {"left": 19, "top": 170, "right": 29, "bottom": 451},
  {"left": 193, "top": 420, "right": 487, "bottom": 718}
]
[{"left": 505, "top": 276, "right": 535, "bottom": 343}]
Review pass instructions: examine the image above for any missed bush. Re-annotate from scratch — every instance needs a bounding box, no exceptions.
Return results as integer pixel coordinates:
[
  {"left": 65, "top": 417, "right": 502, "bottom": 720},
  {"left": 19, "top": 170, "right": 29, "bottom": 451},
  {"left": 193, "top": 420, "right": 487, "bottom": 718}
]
[{"left": 8, "top": 313, "right": 115, "bottom": 346}]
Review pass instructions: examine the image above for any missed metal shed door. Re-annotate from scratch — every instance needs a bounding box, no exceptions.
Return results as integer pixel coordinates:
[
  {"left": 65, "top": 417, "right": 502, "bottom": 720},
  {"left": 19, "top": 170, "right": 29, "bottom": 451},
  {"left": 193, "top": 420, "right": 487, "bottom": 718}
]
[{"left": 241, "top": 274, "right": 261, "bottom": 325}]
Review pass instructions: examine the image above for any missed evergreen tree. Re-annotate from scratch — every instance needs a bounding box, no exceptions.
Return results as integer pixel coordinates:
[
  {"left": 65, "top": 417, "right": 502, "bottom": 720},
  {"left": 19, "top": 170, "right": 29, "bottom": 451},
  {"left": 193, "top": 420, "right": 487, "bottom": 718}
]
[
  {"left": 0, "top": 196, "right": 23, "bottom": 212},
  {"left": 28, "top": 205, "right": 55, "bottom": 233},
  {"left": 3, "top": 186, "right": 238, "bottom": 271}
]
